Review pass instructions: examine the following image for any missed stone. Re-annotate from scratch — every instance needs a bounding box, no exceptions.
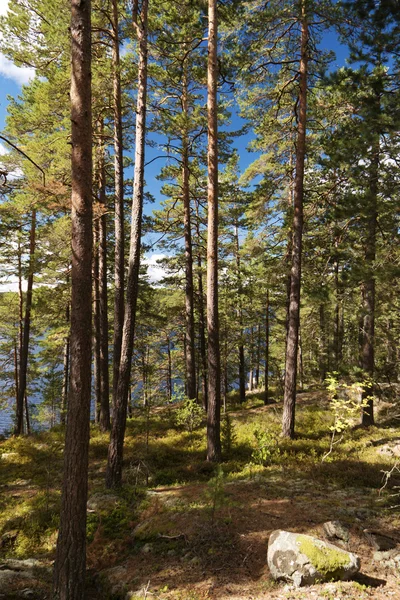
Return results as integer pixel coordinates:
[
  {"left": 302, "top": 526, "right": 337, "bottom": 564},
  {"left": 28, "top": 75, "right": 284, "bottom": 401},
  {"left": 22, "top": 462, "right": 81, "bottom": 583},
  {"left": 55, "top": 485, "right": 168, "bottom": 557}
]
[
  {"left": 267, "top": 530, "right": 360, "bottom": 587},
  {"left": 323, "top": 521, "right": 350, "bottom": 544},
  {"left": 87, "top": 493, "right": 119, "bottom": 512},
  {"left": 99, "top": 565, "right": 128, "bottom": 597},
  {"left": 142, "top": 543, "right": 153, "bottom": 554},
  {"left": 364, "top": 529, "right": 399, "bottom": 551},
  {"left": 373, "top": 548, "right": 400, "bottom": 570}
]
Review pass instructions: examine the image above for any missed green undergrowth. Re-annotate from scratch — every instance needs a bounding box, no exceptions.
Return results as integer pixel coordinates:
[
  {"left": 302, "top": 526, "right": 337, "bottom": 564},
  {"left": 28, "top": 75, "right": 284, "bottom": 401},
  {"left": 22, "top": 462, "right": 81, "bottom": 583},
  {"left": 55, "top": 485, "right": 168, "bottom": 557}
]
[{"left": 0, "top": 388, "right": 399, "bottom": 564}]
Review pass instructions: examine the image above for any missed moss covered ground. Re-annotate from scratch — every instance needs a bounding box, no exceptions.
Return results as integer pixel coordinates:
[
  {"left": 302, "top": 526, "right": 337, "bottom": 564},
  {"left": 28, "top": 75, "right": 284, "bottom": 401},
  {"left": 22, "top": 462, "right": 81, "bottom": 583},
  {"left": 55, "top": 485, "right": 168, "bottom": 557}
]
[{"left": 1, "top": 387, "right": 400, "bottom": 598}]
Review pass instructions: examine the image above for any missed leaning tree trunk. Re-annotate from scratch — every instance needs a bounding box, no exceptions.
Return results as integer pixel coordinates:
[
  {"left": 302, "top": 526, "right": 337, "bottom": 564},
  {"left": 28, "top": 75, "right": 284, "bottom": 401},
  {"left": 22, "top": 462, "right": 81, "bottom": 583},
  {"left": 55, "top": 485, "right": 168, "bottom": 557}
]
[
  {"left": 182, "top": 67, "right": 196, "bottom": 401},
  {"left": 15, "top": 209, "right": 36, "bottom": 436},
  {"left": 106, "top": 0, "right": 148, "bottom": 488},
  {"left": 282, "top": 2, "right": 308, "bottom": 439},
  {"left": 52, "top": 0, "right": 93, "bottom": 596},
  {"left": 206, "top": 0, "right": 221, "bottom": 462},
  {"left": 111, "top": 0, "right": 125, "bottom": 403},
  {"left": 361, "top": 138, "right": 379, "bottom": 427}
]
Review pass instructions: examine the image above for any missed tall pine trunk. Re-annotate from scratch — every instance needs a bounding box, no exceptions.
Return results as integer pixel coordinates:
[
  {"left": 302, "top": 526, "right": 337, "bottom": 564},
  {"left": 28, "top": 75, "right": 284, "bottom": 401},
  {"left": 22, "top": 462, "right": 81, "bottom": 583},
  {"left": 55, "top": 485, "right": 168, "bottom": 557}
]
[
  {"left": 15, "top": 209, "right": 36, "bottom": 436},
  {"left": 111, "top": 0, "right": 125, "bottom": 403},
  {"left": 182, "top": 68, "right": 196, "bottom": 400},
  {"left": 52, "top": 0, "right": 93, "bottom": 595},
  {"left": 206, "top": 0, "right": 221, "bottom": 462},
  {"left": 98, "top": 122, "right": 111, "bottom": 431},
  {"left": 106, "top": 0, "right": 148, "bottom": 488},
  {"left": 234, "top": 222, "right": 246, "bottom": 404},
  {"left": 361, "top": 139, "right": 378, "bottom": 427},
  {"left": 264, "top": 290, "right": 269, "bottom": 405},
  {"left": 282, "top": 2, "right": 308, "bottom": 438}
]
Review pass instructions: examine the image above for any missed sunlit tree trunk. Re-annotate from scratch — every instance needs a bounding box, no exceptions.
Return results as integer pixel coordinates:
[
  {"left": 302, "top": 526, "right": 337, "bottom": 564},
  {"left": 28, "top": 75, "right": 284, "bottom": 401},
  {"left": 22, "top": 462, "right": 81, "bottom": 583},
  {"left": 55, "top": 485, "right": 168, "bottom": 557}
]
[
  {"left": 106, "top": 0, "right": 148, "bottom": 488},
  {"left": 282, "top": 1, "right": 308, "bottom": 438},
  {"left": 111, "top": 0, "right": 125, "bottom": 403},
  {"left": 15, "top": 209, "right": 36, "bottom": 436},
  {"left": 206, "top": 0, "right": 221, "bottom": 462},
  {"left": 52, "top": 0, "right": 93, "bottom": 595}
]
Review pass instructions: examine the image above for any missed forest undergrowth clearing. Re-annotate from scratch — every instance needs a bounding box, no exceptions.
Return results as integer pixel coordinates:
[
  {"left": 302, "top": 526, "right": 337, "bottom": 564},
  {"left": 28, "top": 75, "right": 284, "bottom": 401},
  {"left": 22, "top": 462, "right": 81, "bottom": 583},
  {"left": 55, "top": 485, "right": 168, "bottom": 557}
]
[{"left": 1, "top": 389, "right": 400, "bottom": 599}]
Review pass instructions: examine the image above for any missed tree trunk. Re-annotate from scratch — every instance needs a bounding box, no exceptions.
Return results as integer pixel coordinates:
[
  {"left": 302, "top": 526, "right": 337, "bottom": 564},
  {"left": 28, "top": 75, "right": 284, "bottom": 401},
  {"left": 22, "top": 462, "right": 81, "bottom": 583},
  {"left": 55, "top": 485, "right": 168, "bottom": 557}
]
[
  {"left": 61, "top": 308, "right": 70, "bottom": 426},
  {"left": 167, "top": 335, "right": 172, "bottom": 401},
  {"left": 111, "top": 0, "right": 125, "bottom": 404},
  {"left": 196, "top": 248, "right": 208, "bottom": 411},
  {"left": 98, "top": 122, "right": 111, "bottom": 432},
  {"left": 233, "top": 222, "right": 246, "bottom": 404},
  {"left": 182, "top": 68, "right": 196, "bottom": 400},
  {"left": 15, "top": 209, "right": 36, "bottom": 436},
  {"left": 282, "top": 2, "right": 308, "bottom": 438},
  {"left": 255, "top": 323, "right": 261, "bottom": 388},
  {"left": 264, "top": 290, "right": 269, "bottom": 405},
  {"left": 52, "top": 0, "right": 93, "bottom": 596},
  {"left": 106, "top": 0, "right": 148, "bottom": 488},
  {"left": 93, "top": 218, "right": 101, "bottom": 424},
  {"left": 361, "top": 139, "right": 378, "bottom": 427},
  {"left": 206, "top": 0, "right": 221, "bottom": 462}
]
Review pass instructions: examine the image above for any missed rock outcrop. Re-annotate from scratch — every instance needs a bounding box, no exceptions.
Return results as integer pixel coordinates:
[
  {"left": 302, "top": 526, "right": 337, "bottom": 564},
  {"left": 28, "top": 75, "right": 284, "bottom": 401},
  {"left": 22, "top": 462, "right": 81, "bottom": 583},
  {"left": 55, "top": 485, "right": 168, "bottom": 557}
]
[{"left": 267, "top": 530, "right": 360, "bottom": 587}]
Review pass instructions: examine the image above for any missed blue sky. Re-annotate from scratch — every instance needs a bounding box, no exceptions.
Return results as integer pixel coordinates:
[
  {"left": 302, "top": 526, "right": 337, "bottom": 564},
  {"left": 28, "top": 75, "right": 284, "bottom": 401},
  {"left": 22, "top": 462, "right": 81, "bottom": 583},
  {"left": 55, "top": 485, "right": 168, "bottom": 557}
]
[{"left": 0, "top": 1, "right": 350, "bottom": 285}]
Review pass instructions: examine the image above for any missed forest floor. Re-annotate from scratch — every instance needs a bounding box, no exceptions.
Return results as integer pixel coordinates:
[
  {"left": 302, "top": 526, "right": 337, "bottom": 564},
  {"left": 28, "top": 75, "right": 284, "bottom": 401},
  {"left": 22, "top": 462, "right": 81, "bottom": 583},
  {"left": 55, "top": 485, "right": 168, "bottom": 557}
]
[{"left": 1, "top": 387, "right": 400, "bottom": 599}]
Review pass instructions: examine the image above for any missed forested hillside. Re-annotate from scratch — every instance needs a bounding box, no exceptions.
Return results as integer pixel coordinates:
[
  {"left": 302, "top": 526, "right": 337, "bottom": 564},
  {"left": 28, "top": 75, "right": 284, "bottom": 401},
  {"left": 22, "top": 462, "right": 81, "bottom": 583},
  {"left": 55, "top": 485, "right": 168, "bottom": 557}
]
[{"left": 0, "top": 0, "right": 399, "bottom": 598}]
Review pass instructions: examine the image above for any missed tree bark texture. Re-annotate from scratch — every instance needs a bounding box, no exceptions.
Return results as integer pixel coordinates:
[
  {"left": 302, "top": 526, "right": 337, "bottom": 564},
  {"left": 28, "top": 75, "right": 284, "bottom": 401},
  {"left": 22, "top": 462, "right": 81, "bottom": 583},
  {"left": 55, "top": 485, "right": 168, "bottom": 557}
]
[
  {"left": 97, "top": 123, "right": 111, "bottom": 431},
  {"left": 106, "top": 0, "right": 148, "bottom": 488},
  {"left": 282, "top": 3, "right": 308, "bottom": 439},
  {"left": 206, "top": 0, "right": 221, "bottom": 462},
  {"left": 264, "top": 290, "right": 269, "bottom": 405},
  {"left": 111, "top": 0, "right": 125, "bottom": 403},
  {"left": 182, "top": 70, "right": 196, "bottom": 401},
  {"left": 361, "top": 140, "right": 378, "bottom": 427},
  {"left": 52, "top": 0, "right": 93, "bottom": 596},
  {"left": 15, "top": 209, "right": 36, "bottom": 436}
]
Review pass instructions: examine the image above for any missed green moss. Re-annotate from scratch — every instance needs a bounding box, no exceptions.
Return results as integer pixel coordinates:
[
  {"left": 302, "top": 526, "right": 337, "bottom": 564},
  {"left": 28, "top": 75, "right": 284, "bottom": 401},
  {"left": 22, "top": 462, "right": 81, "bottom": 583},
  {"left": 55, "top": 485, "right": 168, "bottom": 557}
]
[{"left": 297, "top": 535, "right": 350, "bottom": 576}]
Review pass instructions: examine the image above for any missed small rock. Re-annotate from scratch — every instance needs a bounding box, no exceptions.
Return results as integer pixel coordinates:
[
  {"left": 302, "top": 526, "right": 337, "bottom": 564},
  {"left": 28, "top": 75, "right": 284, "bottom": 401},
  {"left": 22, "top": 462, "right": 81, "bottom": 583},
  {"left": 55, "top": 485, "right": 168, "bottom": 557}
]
[
  {"left": 323, "top": 521, "right": 350, "bottom": 544},
  {"left": 189, "top": 556, "right": 201, "bottom": 566},
  {"left": 364, "top": 529, "right": 399, "bottom": 551},
  {"left": 267, "top": 530, "right": 360, "bottom": 587},
  {"left": 19, "top": 590, "right": 35, "bottom": 599},
  {"left": 373, "top": 548, "right": 400, "bottom": 569},
  {"left": 142, "top": 543, "right": 153, "bottom": 554}
]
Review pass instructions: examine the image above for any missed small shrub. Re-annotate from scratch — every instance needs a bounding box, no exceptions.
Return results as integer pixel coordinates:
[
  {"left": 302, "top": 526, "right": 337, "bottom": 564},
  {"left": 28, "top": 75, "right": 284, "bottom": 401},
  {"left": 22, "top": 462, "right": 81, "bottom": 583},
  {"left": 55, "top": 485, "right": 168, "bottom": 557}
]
[
  {"left": 175, "top": 396, "right": 203, "bottom": 434},
  {"left": 251, "top": 428, "right": 280, "bottom": 466},
  {"left": 221, "top": 412, "right": 237, "bottom": 456}
]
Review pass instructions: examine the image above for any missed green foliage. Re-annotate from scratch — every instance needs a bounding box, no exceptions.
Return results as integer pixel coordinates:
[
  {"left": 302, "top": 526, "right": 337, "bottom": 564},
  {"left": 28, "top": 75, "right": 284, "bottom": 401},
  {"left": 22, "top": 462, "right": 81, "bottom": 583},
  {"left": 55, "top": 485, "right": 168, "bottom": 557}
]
[
  {"left": 251, "top": 428, "right": 280, "bottom": 466},
  {"left": 174, "top": 392, "right": 204, "bottom": 434},
  {"left": 221, "top": 412, "right": 237, "bottom": 456},
  {"left": 325, "top": 373, "right": 370, "bottom": 434}
]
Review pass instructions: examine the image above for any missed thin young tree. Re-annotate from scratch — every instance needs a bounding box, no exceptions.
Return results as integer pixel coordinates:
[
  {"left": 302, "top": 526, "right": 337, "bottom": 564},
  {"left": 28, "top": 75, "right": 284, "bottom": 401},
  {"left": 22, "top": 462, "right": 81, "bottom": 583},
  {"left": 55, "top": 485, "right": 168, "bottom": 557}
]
[
  {"left": 52, "top": 0, "right": 93, "bottom": 596},
  {"left": 106, "top": 0, "right": 149, "bottom": 488}
]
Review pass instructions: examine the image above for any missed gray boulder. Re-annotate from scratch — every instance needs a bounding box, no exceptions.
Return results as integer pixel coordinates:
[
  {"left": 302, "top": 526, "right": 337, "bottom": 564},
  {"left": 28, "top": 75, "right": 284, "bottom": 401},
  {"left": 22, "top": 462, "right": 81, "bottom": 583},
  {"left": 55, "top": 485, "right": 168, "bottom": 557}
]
[
  {"left": 323, "top": 521, "right": 350, "bottom": 544},
  {"left": 267, "top": 530, "right": 360, "bottom": 587},
  {"left": 87, "top": 493, "right": 119, "bottom": 512}
]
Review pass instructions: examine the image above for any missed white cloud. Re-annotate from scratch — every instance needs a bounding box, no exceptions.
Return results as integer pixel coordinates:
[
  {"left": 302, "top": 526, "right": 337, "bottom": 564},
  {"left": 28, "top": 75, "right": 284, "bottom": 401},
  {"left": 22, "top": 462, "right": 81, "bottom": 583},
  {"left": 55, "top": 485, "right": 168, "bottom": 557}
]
[
  {"left": 0, "top": 1, "right": 36, "bottom": 85},
  {"left": 143, "top": 253, "right": 167, "bottom": 283},
  {"left": 0, "top": 54, "right": 35, "bottom": 86},
  {"left": 0, "top": 142, "right": 8, "bottom": 155}
]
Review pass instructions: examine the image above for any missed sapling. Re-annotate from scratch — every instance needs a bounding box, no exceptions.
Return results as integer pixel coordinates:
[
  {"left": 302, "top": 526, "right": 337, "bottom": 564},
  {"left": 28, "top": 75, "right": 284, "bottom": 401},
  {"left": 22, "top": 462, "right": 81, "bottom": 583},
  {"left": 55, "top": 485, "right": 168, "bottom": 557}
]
[{"left": 322, "top": 373, "right": 370, "bottom": 462}]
